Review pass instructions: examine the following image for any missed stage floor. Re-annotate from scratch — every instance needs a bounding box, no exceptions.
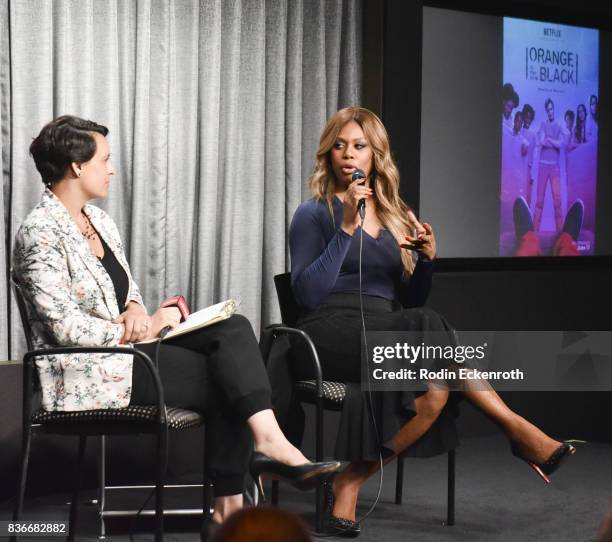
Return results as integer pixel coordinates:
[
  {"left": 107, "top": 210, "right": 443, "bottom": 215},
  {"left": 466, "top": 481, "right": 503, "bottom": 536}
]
[{"left": 1, "top": 434, "right": 610, "bottom": 541}]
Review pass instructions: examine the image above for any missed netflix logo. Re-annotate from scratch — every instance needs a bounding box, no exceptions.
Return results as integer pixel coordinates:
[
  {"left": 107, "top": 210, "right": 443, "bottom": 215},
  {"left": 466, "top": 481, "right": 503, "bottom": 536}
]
[{"left": 543, "top": 27, "right": 561, "bottom": 38}]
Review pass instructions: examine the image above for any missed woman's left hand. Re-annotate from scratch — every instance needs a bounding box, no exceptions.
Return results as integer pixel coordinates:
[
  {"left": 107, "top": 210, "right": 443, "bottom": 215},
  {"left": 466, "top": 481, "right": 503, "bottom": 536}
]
[
  {"left": 113, "top": 302, "right": 151, "bottom": 344},
  {"left": 402, "top": 222, "right": 437, "bottom": 261}
]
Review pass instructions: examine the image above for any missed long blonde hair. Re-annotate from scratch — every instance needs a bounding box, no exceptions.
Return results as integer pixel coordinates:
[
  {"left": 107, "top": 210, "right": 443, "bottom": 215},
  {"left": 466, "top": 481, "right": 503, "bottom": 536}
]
[{"left": 308, "top": 106, "right": 416, "bottom": 274}]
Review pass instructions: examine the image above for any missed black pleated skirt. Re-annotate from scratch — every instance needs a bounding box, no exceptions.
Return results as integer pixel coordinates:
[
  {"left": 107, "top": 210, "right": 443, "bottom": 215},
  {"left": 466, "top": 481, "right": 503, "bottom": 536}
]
[{"left": 292, "top": 294, "right": 461, "bottom": 462}]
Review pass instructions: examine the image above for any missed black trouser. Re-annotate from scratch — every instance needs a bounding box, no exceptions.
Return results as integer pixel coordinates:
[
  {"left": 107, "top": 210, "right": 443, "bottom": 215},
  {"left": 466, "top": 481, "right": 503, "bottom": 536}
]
[{"left": 131, "top": 314, "right": 272, "bottom": 497}]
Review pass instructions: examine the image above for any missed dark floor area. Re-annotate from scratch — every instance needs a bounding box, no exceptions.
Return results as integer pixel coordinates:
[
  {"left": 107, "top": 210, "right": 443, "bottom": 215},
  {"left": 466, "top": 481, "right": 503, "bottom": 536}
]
[{"left": 1, "top": 434, "right": 610, "bottom": 541}]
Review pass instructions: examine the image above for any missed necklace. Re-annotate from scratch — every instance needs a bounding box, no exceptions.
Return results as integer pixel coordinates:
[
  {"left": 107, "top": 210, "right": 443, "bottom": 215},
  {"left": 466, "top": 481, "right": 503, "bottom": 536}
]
[{"left": 80, "top": 212, "right": 98, "bottom": 241}]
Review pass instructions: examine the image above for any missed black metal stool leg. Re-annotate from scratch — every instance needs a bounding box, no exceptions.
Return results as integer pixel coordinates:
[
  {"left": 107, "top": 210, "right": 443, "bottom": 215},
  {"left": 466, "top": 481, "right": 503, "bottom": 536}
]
[
  {"left": 200, "top": 478, "right": 214, "bottom": 542},
  {"left": 271, "top": 480, "right": 279, "bottom": 506},
  {"left": 68, "top": 435, "right": 87, "bottom": 541},
  {"left": 395, "top": 455, "right": 404, "bottom": 504},
  {"left": 155, "top": 425, "right": 167, "bottom": 542},
  {"left": 315, "top": 396, "right": 324, "bottom": 532},
  {"left": 446, "top": 449, "right": 456, "bottom": 526},
  {"left": 201, "top": 432, "right": 213, "bottom": 542},
  {"left": 97, "top": 435, "right": 107, "bottom": 540},
  {"left": 11, "top": 426, "right": 32, "bottom": 542}
]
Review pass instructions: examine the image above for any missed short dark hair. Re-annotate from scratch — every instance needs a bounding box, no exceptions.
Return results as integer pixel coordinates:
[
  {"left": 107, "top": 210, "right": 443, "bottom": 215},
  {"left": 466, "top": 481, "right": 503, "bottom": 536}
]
[
  {"left": 30, "top": 115, "right": 109, "bottom": 187},
  {"left": 565, "top": 110, "right": 575, "bottom": 122},
  {"left": 545, "top": 98, "right": 554, "bottom": 110},
  {"left": 521, "top": 104, "right": 535, "bottom": 119}
]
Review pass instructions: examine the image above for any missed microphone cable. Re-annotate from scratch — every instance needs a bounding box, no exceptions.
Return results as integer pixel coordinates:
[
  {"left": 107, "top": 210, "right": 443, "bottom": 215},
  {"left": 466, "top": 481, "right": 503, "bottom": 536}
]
[
  {"left": 355, "top": 208, "right": 385, "bottom": 523},
  {"left": 314, "top": 206, "right": 385, "bottom": 539}
]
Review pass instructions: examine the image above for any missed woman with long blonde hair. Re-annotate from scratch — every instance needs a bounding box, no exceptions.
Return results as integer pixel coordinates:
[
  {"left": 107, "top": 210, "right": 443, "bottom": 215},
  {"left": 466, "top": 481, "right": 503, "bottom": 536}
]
[{"left": 289, "top": 106, "right": 575, "bottom": 536}]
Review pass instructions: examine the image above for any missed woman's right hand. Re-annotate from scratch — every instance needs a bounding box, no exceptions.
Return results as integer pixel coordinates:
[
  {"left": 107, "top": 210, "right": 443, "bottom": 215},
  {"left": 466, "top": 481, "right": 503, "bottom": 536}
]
[
  {"left": 147, "top": 306, "right": 182, "bottom": 339},
  {"left": 341, "top": 178, "right": 373, "bottom": 234}
]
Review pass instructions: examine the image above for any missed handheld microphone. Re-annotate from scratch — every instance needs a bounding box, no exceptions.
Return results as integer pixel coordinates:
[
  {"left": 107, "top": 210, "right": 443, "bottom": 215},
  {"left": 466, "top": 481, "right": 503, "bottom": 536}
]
[{"left": 352, "top": 168, "right": 367, "bottom": 220}]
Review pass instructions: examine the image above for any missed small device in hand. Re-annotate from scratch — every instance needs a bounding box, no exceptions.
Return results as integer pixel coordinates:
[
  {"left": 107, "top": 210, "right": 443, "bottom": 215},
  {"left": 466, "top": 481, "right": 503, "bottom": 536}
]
[
  {"left": 159, "top": 295, "right": 190, "bottom": 339},
  {"left": 160, "top": 295, "right": 190, "bottom": 322}
]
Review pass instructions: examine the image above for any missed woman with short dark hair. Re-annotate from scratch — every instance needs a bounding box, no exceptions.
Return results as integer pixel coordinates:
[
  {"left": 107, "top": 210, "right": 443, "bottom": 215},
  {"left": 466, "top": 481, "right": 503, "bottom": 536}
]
[
  {"left": 29, "top": 116, "right": 109, "bottom": 187},
  {"left": 14, "top": 115, "right": 341, "bottom": 527}
]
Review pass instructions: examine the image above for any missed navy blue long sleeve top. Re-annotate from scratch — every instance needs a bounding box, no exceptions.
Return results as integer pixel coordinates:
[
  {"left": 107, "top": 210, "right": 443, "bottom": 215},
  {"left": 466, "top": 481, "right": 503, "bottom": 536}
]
[{"left": 289, "top": 196, "right": 434, "bottom": 311}]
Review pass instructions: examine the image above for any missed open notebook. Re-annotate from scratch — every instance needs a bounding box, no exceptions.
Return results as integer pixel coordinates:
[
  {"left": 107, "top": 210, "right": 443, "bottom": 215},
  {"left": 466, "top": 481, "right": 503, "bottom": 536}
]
[{"left": 136, "top": 299, "right": 238, "bottom": 343}]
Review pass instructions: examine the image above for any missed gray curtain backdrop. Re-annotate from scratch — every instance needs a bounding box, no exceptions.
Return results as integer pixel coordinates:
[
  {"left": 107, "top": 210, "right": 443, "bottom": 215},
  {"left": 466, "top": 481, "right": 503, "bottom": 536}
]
[
  {"left": 1, "top": 0, "right": 10, "bottom": 360},
  {"left": 0, "top": 0, "right": 362, "bottom": 359}
]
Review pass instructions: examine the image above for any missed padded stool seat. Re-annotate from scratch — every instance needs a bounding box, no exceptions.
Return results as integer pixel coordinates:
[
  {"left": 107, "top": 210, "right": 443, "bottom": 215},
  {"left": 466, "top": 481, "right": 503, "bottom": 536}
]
[
  {"left": 31, "top": 406, "right": 204, "bottom": 431},
  {"left": 294, "top": 380, "right": 346, "bottom": 410}
]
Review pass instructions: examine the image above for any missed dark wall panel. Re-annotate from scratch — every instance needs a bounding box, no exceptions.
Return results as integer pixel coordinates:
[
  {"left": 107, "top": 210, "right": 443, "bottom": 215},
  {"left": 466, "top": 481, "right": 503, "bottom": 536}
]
[{"left": 380, "top": 0, "right": 612, "bottom": 443}]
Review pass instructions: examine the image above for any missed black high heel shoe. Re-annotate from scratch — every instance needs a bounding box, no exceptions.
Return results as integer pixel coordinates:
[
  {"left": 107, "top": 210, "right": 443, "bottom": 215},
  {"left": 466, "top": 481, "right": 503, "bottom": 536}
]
[
  {"left": 200, "top": 516, "right": 221, "bottom": 542},
  {"left": 249, "top": 452, "right": 341, "bottom": 500},
  {"left": 323, "top": 474, "right": 361, "bottom": 538},
  {"left": 511, "top": 441, "right": 576, "bottom": 483}
]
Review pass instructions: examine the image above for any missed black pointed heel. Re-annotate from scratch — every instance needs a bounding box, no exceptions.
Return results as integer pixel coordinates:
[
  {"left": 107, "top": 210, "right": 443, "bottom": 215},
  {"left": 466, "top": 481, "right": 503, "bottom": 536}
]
[
  {"left": 511, "top": 441, "right": 576, "bottom": 483},
  {"left": 249, "top": 452, "right": 341, "bottom": 493},
  {"left": 200, "top": 517, "right": 221, "bottom": 542},
  {"left": 254, "top": 474, "right": 266, "bottom": 502},
  {"left": 323, "top": 475, "right": 361, "bottom": 537}
]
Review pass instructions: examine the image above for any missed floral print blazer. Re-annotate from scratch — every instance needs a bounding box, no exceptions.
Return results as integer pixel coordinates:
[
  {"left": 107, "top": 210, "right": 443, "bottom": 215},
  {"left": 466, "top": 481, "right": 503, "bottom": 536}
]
[{"left": 13, "top": 189, "right": 145, "bottom": 411}]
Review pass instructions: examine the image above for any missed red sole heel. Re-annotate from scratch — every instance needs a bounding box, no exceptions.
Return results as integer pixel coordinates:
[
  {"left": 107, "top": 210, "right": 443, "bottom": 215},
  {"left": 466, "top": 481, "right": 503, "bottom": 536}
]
[
  {"left": 512, "top": 441, "right": 577, "bottom": 484},
  {"left": 527, "top": 462, "right": 551, "bottom": 484}
]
